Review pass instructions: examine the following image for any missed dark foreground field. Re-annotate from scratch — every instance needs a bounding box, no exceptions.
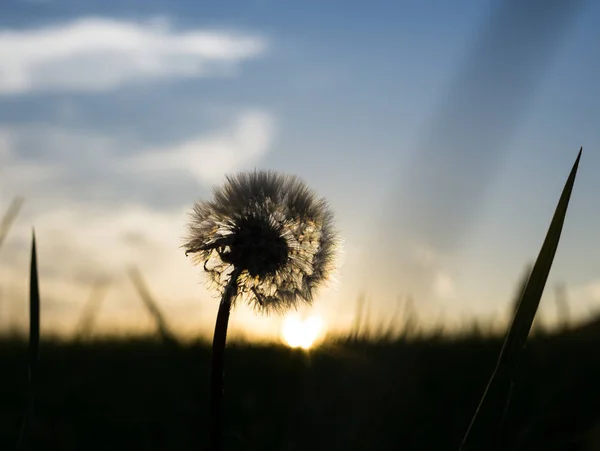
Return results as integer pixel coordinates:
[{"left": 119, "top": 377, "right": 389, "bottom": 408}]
[{"left": 2, "top": 323, "right": 600, "bottom": 451}]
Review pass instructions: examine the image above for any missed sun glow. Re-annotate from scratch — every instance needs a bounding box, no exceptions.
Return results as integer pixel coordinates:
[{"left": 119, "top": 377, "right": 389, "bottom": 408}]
[{"left": 281, "top": 314, "right": 324, "bottom": 350}]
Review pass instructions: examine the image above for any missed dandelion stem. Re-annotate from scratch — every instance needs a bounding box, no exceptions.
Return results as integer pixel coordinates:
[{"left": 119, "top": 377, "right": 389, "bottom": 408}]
[{"left": 209, "top": 267, "right": 242, "bottom": 451}]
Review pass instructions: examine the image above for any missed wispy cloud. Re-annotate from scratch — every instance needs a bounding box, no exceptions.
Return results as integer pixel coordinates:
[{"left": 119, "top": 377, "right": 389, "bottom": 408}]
[
  {"left": 413, "top": 243, "right": 457, "bottom": 300},
  {"left": 132, "top": 110, "right": 275, "bottom": 186},
  {"left": 0, "top": 17, "right": 268, "bottom": 95},
  {"left": 434, "top": 272, "right": 456, "bottom": 300},
  {"left": 573, "top": 281, "right": 600, "bottom": 306},
  {"left": 0, "top": 109, "right": 275, "bottom": 207}
]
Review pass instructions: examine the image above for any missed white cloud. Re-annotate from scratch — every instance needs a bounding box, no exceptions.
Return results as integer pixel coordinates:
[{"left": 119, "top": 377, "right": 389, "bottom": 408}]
[
  {"left": 132, "top": 110, "right": 275, "bottom": 185},
  {"left": 0, "top": 108, "right": 275, "bottom": 205},
  {"left": 571, "top": 280, "right": 600, "bottom": 311},
  {"left": 434, "top": 271, "right": 456, "bottom": 299},
  {"left": 411, "top": 242, "right": 457, "bottom": 299},
  {"left": 584, "top": 282, "right": 600, "bottom": 301},
  {"left": 0, "top": 17, "right": 267, "bottom": 94}
]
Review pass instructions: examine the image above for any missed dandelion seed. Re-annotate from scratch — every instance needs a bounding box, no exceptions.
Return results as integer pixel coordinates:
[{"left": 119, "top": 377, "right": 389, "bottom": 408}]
[{"left": 184, "top": 169, "right": 338, "bottom": 313}]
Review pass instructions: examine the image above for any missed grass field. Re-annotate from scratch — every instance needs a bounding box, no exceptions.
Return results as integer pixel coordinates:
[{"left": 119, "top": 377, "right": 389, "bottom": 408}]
[
  {"left": 0, "top": 149, "right": 589, "bottom": 450},
  {"left": 2, "top": 323, "right": 600, "bottom": 451}
]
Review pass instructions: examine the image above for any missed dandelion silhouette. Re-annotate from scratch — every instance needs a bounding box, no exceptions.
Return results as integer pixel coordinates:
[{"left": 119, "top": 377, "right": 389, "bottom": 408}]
[{"left": 184, "top": 170, "right": 337, "bottom": 451}]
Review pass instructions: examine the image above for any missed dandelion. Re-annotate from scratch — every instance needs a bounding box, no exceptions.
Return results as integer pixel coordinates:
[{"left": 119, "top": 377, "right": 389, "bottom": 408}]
[{"left": 184, "top": 169, "right": 338, "bottom": 451}]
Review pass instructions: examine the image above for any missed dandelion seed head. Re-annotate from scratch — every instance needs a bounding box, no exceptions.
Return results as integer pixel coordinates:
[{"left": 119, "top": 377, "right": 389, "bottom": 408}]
[{"left": 184, "top": 170, "right": 338, "bottom": 313}]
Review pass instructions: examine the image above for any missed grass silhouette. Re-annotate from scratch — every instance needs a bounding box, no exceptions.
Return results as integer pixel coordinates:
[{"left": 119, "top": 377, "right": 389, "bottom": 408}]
[
  {"left": 459, "top": 148, "right": 582, "bottom": 450},
  {"left": 1, "top": 324, "right": 600, "bottom": 450},
  {"left": 0, "top": 148, "right": 590, "bottom": 450},
  {"left": 15, "top": 231, "right": 39, "bottom": 451}
]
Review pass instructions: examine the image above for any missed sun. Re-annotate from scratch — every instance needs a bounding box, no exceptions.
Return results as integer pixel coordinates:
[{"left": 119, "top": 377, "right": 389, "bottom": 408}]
[{"left": 281, "top": 314, "right": 324, "bottom": 350}]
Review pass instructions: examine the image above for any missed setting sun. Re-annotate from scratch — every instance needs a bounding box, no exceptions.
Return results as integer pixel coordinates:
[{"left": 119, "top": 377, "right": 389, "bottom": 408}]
[{"left": 281, "top": 315, "right": 324, "bottom": 350}]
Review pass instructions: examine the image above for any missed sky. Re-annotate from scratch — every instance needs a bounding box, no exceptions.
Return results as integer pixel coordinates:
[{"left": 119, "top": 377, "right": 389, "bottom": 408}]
[{"left": 0, "top": 0, "right": 599, "bottom": 341}]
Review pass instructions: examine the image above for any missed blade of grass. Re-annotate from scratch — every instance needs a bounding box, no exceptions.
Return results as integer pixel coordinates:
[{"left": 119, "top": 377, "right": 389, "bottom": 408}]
[
  {"left": 17, "top": 230, "right": 39, "bottom": 450},
  {"left": 74, "top": 277, "right": 112, "bottom": 341},
  {"left": 459, "top": 147, "right": 582, "bottom": 451},
  {"left": 361, "top": 296, "right": 372, "bottom": 340},
  {"left": 555, "top": 282, "right": 570, "bottom": 331},
  {"left": 351, "top": 293, "right": 365, "bottom": 341},
  {"left": 509, "top": 263, "right": 533, "bottom": 318},
  {"left": 401, "top": 295, "right": 417, "bottom": 339},
  {"left": 0, "top": 196, "right": 24, "bottom": 254},
  {"left": 127, "top": 266, "right": 178, "bottom": 345}
]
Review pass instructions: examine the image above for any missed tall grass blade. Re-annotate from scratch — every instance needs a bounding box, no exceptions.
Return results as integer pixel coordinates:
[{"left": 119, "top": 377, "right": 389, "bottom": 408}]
[
  {"left": 459, "top": 147, "right": 582, "bottom": 451},
  {"left": 0, "top": 196, "right": 24, "bottom": 254},
  {"left": 127, "top": 266, "right": 178, "bottom": 345},
  {"left": 361, "top": 296, "right": 372, "bottom": 340},
  {"left": 351, "top": 293, "right": 366, "bottom": 340},
  {"left": 401, "top": 295, "right": 417, "bottom": 338},
  {"left": 509, "top": 263, "right": 533, "bottom": 318},
  {"left": 74, "top": 277, "right": 111, "bottom": 341},
  {"left": 17, "top": 230, "right": 40, "bottom": 450},
  {"left": 554, "top": 282, "right": 570, "bottom": 330}
]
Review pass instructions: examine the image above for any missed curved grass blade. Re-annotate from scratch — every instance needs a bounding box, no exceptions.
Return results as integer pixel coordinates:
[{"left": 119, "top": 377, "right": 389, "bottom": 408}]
[
  {"left": 29, "top": 232, "right": 40, "bottom": 371},
  {"left": 17, "top": 230, "right": 40, "bottom": 450},
  {"left": 127, "top": 266, "right": 178, "bottom": 346},
  {"left": 0, "top": 196, "right": 24, "bottom": 254},
  {"left": 459, "top": 147, "right": 582, "bottom": 451},
  {"left": 74, "top": 277, "right": 112, "bottom": 341},
  {"left": 509, "top": 262, "right": 533, "bottom": 318}
]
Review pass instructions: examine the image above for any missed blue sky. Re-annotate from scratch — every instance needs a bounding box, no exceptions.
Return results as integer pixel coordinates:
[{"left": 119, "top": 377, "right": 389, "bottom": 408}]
[{"left": 0, "top": 0, "right": 598, "bottom": 340}]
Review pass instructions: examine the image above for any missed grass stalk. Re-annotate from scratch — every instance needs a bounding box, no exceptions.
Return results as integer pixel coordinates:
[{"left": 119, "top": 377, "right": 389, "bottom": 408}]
[
  {"left": 0, "top": 196, "right": 24, "bottom": 255},
  {"left": 74, "top": 277, "right": 111, "bottom": 341},
  {"left": 458, "top": 148, "right": 582, "bottom": 450},
  {"left": 128, "top": 266, "right": 178, "bottom": 345},
  {"left": 17, "top": 230, "right": 39, "bottom": 450}
]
